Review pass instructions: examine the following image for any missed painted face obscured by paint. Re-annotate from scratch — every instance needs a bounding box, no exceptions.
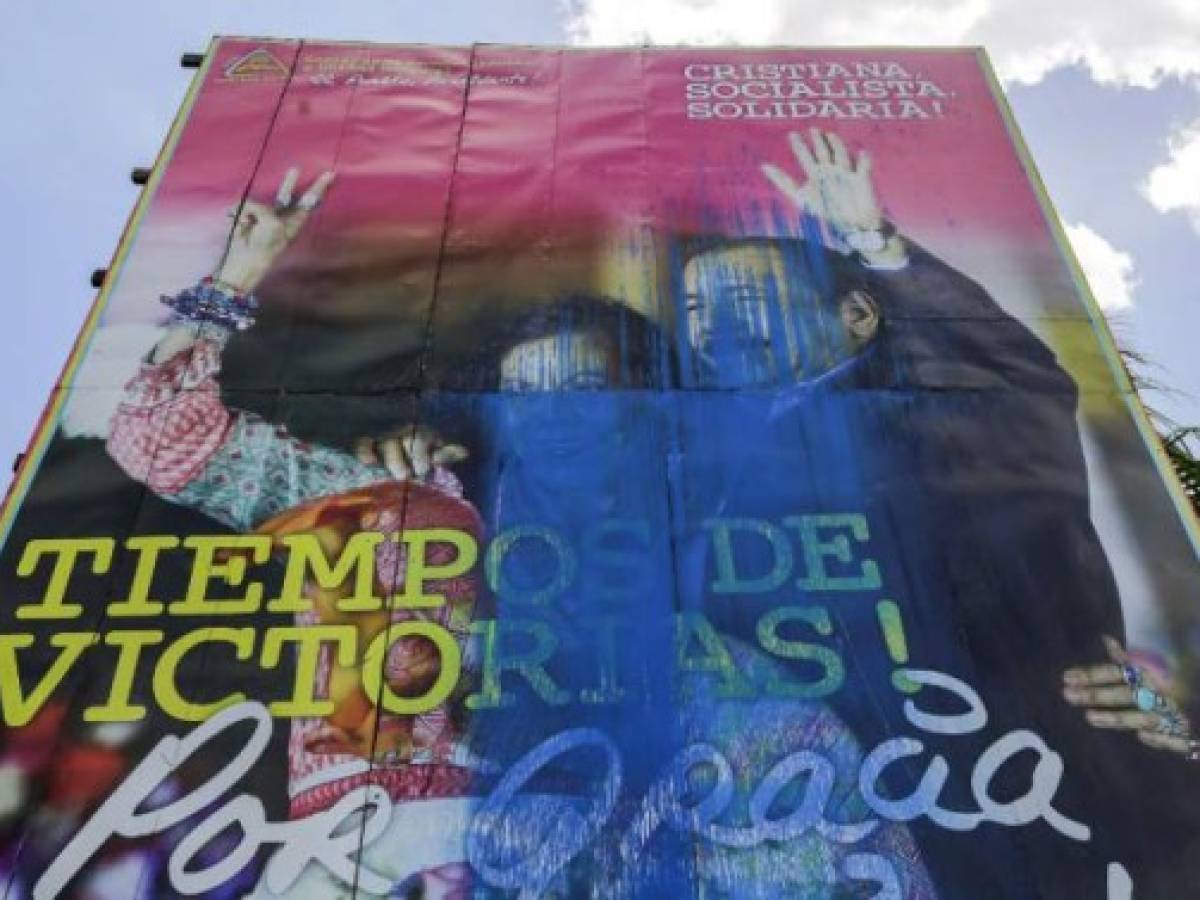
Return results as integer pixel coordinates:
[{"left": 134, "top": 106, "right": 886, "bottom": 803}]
[
  {"left": 498, "top": 331, "right": 614, "bottom": 392},
  {"left": 683, "top": 243, "right": 878, "bottom": 388},
  {"left": 496, "top": 329, "right": 622, "bottom": 465}
]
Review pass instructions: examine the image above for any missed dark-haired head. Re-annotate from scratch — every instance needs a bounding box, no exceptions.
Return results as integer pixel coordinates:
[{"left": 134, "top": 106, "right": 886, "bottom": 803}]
[
  {"left": 678, "top": 234, "right": 880, "bottom": 388},
  {"left": 439, "top": 294, "right": 671, "bottom": 391}
]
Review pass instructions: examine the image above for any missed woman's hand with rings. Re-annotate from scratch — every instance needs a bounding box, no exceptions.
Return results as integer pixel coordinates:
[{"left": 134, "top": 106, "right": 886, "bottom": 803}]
[{"left": 1063, "top": 635, "right": 1198, "bottom": 759}]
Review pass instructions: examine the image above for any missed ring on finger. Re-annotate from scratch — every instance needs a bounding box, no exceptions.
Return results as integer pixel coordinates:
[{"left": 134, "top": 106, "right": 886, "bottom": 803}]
[
  {"left": 1120, "top": 663, "right": 1141, "bottom": 688},
  {"left": 1155, "top": 710, "right": 1191, "bottom": 738},
  {"left": 1135, "top": 686, "right": 1168, "bottom": 713}
]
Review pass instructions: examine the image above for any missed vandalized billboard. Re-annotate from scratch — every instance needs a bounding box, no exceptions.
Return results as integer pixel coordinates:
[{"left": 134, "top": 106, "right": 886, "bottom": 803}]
[{"left": 2, "top": 39, "right": 1199, "bottom": 899}]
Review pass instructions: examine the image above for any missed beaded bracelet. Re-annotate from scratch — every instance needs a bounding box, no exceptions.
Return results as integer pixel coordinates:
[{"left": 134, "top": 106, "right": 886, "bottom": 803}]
[{"left": 160, "top": 277, "right": 259, "bottom": 331}]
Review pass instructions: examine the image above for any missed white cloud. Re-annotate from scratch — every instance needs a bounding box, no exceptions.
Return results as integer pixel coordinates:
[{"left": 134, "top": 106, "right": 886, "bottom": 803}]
[
  {"left": 1065, "top": 223, "right": 1138, "bottom": 312},
  {"left": 564, "top": 0, "right": 1200, "bottom": 87},
  {"left": 1143, "top": 122, "right": 1200, "bottom": 234}
]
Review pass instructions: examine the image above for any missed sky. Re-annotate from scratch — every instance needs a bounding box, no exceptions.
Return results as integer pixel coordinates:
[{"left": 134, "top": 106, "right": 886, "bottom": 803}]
[{"left": 1, "top": 0, "right": 1199, "bottom": 485}]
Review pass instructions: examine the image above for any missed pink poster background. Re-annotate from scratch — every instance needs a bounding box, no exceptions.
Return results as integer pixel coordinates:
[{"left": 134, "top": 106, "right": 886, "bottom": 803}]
[
  {"left": 106, "top": 42, "right": 1082, "bottom": 330},
  {"left": 85, "top": 40, "right": 1199, "bottom": 663}
]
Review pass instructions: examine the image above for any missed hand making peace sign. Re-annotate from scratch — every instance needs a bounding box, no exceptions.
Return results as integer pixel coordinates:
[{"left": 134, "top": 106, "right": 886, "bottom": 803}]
[{"left": 214, "top": 167, "right": 336, "bottom": 296}]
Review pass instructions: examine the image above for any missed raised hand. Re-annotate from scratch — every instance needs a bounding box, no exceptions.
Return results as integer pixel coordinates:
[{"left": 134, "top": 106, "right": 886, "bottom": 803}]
[
  {"left": 214, "top": 167, "right": 335, "bottom": 295},
  {"left": 762, "top": 129, "right": 905, "bottom": 267}
]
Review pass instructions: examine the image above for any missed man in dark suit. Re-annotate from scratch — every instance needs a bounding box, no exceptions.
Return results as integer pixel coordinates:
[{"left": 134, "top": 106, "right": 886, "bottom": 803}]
[{"left": 669, "top": 128, "right": 1200, "bottom": 897}]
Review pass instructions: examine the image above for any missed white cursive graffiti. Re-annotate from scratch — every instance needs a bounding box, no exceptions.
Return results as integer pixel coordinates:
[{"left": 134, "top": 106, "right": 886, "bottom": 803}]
[
  {"left": 36, "top": 669, "right": 1129, "bottom": 898},
  {"left": 467, "top": 668, "right": 1093, "bottom": 896},
  {"left": 34, "top": 702, "right": 394, "bottom": 899}
]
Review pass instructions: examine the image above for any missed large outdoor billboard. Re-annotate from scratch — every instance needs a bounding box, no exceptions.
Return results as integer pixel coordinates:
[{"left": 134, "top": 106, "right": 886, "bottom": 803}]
[{"left": 1, "top": 39, "right": 1199, "bottom": 899}]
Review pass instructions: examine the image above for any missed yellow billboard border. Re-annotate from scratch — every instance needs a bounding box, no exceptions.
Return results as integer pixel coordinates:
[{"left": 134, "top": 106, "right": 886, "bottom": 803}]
[
  {"left": 0, "top": 40, "right": 220, "bottom": 546},
  {"left": 976, "top": 47, "right": 1200, "bottom": 560}
]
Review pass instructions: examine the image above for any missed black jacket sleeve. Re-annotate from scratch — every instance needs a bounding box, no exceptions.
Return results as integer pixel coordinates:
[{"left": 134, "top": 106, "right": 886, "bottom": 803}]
[{"left": 850, "top": 242, "right": 1077, "bottom": 397}]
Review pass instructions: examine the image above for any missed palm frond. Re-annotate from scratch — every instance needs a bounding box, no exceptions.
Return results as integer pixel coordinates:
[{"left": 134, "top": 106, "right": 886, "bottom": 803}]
[{"left": 1118, "top": 344, "right": 1199, "bottom": 513}]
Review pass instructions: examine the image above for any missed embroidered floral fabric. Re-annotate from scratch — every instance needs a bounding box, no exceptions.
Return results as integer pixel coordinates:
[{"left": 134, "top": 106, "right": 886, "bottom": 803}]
[
  {"left": 107, "top": 334, "right": 234, "bottom": 495},
  {"left": 106, "top": 303, "right": 477, "bottom": 814}
]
